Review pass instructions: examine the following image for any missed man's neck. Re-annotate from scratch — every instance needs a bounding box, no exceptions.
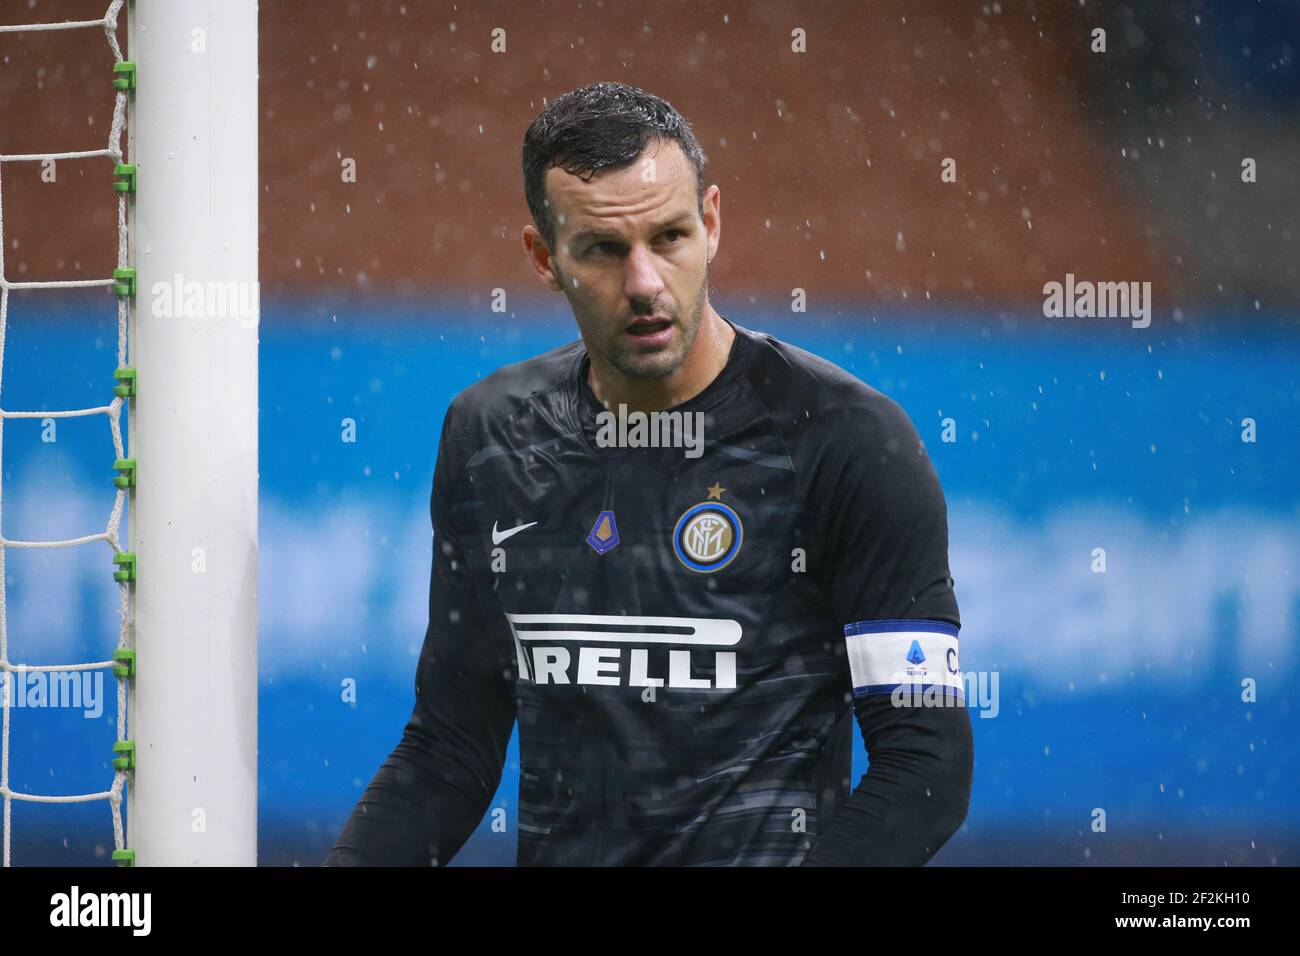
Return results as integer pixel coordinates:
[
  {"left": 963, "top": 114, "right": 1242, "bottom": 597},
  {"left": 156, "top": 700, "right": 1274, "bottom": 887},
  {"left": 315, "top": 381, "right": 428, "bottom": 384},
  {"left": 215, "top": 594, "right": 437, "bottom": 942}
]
[{"left": 588, "top": 306, "right": 735, "bottom": 414}]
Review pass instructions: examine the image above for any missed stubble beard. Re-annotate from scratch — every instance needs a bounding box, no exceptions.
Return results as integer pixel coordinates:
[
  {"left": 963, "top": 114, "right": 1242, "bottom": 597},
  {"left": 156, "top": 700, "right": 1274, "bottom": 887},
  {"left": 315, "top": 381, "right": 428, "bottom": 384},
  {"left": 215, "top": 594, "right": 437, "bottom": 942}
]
[{"left": 576, "top": 260, "right": 710, "bottom": 382}]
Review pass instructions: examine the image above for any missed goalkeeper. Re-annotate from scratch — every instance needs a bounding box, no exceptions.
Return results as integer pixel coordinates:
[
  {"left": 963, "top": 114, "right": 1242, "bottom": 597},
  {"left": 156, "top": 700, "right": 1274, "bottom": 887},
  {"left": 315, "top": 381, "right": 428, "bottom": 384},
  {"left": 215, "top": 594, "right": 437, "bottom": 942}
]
[{"left": 326, "top": 81, "right": 972, "bottom": 866}]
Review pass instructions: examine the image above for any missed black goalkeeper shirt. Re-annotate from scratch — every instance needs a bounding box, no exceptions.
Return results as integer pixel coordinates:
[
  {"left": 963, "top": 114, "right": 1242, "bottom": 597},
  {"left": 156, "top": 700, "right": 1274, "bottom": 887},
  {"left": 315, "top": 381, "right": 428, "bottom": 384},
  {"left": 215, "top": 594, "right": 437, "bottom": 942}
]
[{"left": 326, "top": 318, "right": 973, "bottom": 866}]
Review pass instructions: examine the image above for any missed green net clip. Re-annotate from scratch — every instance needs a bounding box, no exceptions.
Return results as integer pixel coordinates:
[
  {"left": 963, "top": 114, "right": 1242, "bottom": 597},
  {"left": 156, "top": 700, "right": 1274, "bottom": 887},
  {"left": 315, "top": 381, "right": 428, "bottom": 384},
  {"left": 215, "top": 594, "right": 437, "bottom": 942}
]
[
  {"left": 112, "top": 849, "right": 136, "bottom": 867},
  {"left": 113, "top": 552, "right": 136, "bottom": 583},
  {"left": 113, "top": 458, "right": 136, "bottom": 489},
  {"left": 113, "top": 268, "right": 136, "bottom": 298},
  {"left": 112, "top": 62, "right": 136, "bottom": 91},
  {"left": 114, "top": 366, "right": 136, "bottom": 398},
  {"left": 113, "top": 740, "right": 136, "bottom": 772},
  {"left": 112, "top": 649, "right": 136, "bottom": 680},
  {"left": 113, "top": 163, "right": 136, "bottom": 194}
]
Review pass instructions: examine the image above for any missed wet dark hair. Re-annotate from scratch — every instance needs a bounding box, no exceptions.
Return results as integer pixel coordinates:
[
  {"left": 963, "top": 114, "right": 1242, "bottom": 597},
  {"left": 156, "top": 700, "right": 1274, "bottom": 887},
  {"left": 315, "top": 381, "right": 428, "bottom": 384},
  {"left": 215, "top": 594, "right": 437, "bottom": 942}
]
[{"left": 522, "top": 81, "right": 709, "bottom": 253}]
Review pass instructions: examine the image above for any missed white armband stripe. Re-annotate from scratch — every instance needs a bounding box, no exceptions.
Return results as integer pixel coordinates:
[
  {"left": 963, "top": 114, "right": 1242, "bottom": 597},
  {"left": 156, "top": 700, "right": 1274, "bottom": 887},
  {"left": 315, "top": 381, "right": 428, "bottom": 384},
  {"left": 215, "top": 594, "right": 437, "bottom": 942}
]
[{"left": 843, "top": 619, "right": 962, "bottom": 697}]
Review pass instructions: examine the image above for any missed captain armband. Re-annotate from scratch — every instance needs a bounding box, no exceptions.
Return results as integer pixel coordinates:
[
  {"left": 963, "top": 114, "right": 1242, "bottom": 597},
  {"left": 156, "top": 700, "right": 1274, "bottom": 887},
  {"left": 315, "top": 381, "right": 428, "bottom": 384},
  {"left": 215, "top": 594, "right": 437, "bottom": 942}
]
[{"left": 843, "top": 619, "right": 963, "bottom": 705}]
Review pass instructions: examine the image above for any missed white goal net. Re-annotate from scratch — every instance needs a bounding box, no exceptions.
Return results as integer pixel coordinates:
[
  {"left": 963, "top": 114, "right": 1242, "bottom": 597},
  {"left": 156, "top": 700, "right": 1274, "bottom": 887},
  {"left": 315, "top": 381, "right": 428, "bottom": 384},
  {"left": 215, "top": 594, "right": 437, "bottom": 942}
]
[
  {"left": 0, "top": 0, "right": 135, "bottom": 869},
  {"left": 0, "top": 0, "right": 258, "bottom": 867}
]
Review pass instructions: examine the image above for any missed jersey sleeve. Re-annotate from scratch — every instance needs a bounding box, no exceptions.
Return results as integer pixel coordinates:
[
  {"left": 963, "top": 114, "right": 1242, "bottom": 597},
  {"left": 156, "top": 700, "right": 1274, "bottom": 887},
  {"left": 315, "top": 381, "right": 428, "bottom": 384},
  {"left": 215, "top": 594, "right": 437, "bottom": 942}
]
[
  {"left": 324, "top": 401, "right": 517, "bottom": 866},
  {"left": 801, "top": 391, "right": 973, "bottom": 865}
]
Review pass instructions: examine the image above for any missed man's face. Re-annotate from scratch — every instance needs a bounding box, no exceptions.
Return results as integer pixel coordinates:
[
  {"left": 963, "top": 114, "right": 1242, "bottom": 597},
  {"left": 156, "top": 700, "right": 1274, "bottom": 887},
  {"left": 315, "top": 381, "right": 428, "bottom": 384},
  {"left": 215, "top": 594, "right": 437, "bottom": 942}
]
[{"left": 542, "top": 139, "right": 715, "bottom": 380}]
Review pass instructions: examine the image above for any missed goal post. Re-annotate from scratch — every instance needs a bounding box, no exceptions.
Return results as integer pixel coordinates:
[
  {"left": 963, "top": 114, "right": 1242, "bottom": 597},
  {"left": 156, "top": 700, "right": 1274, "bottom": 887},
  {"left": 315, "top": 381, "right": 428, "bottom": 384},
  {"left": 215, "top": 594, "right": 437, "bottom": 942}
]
[{"left": 126, "top": 0, "right": 259, "bottom": 865}]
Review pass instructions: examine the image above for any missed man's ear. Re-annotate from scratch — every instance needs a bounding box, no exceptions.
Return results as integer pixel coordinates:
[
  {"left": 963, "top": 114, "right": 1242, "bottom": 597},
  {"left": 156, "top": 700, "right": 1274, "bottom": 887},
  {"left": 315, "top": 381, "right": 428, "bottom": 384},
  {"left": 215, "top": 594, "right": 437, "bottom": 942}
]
[
  {"left": 522, "top": 224, "right": 563, "bottom": 292},
  {"left": 702, "top": 184, "right": 721, "bottom": 264}
]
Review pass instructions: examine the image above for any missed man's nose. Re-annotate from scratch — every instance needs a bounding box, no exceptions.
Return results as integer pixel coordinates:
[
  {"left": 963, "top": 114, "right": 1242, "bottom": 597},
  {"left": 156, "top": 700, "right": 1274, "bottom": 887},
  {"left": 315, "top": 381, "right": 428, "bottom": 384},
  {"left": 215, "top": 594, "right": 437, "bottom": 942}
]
[{"left": 623, "top": 243, "right": 666, "bottom": 306}]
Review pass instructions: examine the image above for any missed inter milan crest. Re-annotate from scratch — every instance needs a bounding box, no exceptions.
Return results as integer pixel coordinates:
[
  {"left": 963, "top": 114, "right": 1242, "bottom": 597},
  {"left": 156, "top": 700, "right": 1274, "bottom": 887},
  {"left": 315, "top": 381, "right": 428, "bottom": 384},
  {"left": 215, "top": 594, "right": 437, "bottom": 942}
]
[{"left": 672, "top": 483, "right": 743, "bottom": 573}]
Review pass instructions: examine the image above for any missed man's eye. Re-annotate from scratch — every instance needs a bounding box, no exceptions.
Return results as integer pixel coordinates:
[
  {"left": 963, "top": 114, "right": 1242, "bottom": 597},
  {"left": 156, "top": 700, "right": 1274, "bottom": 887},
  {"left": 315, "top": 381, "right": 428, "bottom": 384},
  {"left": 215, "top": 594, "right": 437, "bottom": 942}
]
[
  {"left": 663, "top": 229, "right": 683, "bottom": 243},
  {"left": 591, "top": 242, "right": 618, "bottom": 256}
]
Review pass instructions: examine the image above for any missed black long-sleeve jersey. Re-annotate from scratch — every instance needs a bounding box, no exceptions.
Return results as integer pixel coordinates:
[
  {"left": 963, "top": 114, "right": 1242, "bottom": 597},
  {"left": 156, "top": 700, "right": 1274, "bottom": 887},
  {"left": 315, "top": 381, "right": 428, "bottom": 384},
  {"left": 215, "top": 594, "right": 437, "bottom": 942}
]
[{"left": 326, "top": 318, "right": 973, "bottom": 866}]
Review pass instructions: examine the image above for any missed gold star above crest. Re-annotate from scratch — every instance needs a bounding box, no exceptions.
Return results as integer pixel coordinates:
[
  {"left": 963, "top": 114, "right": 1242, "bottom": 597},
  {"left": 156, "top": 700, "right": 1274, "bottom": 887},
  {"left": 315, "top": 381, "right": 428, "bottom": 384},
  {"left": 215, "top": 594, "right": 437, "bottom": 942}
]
[{"left": 706, "top": 482, "right": 725, "bottom": 500}]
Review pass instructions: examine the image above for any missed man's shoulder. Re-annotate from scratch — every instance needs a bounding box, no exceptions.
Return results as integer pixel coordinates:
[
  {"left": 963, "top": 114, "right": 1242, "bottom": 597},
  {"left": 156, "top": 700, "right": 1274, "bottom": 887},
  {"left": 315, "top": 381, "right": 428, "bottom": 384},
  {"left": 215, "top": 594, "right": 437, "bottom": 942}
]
[
  {"left": 734, "top": 323, "right": 919, "bottom": 443},
  {"left": 445, "top": 338, "right": 584, "bottom": 432}
]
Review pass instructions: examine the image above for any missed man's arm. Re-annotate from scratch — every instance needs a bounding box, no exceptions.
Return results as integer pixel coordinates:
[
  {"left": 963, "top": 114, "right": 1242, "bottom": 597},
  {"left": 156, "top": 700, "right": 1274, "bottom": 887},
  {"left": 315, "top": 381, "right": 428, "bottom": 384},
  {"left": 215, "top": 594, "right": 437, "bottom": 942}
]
[
  {"left": 803, "top": 684, "right": 973, "bottom": 865},
  {"left": 799, "top": 392, "right": 973, "bottom": 865},
  {"left": 325, "top": 406, "right": 516, "bottom": 866}
]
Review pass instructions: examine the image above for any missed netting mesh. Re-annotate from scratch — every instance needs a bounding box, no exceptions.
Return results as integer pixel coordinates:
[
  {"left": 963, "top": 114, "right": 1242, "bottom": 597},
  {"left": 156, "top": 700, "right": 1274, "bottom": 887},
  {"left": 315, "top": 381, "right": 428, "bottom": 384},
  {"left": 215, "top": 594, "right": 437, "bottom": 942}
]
[{"left": 0, "top": 0, "right": 132, "bottom": 867}]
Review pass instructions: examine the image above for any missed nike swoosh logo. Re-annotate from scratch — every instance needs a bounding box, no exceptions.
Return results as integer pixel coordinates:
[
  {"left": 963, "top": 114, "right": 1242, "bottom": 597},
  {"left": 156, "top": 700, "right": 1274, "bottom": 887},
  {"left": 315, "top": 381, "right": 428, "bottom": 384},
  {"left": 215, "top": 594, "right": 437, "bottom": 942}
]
[{"left": 492, "top": 520, "right": 538, "bottom": 545}]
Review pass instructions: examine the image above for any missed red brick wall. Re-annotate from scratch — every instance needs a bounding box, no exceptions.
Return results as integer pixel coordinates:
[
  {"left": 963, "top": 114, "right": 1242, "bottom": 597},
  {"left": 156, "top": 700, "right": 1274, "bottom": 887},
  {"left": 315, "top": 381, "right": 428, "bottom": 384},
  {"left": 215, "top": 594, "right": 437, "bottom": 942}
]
[{"left": 0, "top": 0, "right": 1162, "bottom": 304}]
